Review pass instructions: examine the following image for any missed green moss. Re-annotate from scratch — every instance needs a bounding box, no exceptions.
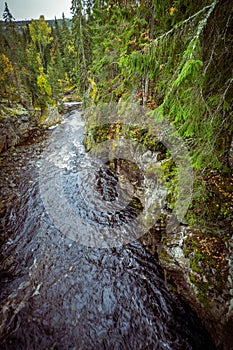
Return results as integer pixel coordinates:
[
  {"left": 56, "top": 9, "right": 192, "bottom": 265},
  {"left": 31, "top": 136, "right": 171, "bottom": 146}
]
[
  {"left": 159, "top": 250, "right": 173, "bottom": 264},
  {"left": 189, "top": 273, "right": 196, "bottom": 284},
  {"left": 189, "top": 273, "right": 210, "bottom": 310},
  {"left": 190, "top": 258, "right": 201, "bottom": 273},
  {"left": 39, "top": 114, "right": 48, "bottom": 124},
  {"left": 197, "top": 288, "right": 210, "bottom": 309},
  {"left": 185, "top": 171, "right": 233, "bottom": 226},
  {"left": 185, "top": 230, "right": 229, "bottom": 301}
]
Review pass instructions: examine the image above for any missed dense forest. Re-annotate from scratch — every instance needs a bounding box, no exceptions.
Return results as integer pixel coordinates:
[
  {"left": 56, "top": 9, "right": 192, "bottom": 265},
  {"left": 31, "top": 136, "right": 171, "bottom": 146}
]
[
  {"left": 1, "top": 0, "right": 232, "bottom": 219},
  {"left": 0, "top": 1, "right": 233, "bottom": 347},
  {"left": 0, "top": 3, "right": 75, "bottom": 116}
]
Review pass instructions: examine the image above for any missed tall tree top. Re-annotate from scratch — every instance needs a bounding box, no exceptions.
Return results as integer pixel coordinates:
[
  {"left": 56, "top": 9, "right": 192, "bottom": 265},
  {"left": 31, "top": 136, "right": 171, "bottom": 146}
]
[{"left": 3, "top": 2, "right": 15, "bottom": 22}]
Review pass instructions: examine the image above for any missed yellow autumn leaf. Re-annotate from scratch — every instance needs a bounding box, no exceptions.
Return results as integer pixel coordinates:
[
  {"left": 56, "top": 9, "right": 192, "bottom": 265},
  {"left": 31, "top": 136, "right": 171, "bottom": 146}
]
[
  {"left": 169, "top": 7, "right": 176, "bottom": 16},
  {"left": 89, "top": 78, "right": 97, "bottom": 99}
]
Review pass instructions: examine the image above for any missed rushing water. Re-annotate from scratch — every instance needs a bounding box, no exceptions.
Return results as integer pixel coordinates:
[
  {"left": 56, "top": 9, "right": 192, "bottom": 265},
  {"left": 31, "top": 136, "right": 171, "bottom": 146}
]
[{"left": 0, "top": 110, "right": 215, "bottom": 349}]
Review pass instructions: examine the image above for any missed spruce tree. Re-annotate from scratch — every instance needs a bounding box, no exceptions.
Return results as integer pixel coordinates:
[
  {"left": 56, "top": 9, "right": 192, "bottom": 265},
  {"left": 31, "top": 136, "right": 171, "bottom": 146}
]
[{"left": 3, "top": 2, "right": 15, "bottom": 23}]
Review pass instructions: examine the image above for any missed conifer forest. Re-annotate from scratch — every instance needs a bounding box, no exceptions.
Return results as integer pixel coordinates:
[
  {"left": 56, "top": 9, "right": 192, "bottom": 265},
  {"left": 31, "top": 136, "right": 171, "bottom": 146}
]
[{"left": 0, "top": 1, "right": 233, "bottom": 349}]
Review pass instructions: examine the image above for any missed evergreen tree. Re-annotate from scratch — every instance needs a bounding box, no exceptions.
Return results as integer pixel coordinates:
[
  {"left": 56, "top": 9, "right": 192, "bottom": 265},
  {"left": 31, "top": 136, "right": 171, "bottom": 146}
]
[
  {"left": 2, "top": 2, "right": 15, "bottom": 22},
  {"left": 1, "top": 2, "right": 24, "bottom": 103},
  {"left": 71, "top": 0, "right": 93, "bottom": 93}
]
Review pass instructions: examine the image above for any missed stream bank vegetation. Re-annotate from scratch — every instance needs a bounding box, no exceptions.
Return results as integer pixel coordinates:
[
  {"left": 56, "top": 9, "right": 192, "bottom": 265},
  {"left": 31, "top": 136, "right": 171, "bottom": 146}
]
[
  {"left": 0, "top": 1, "right": 232, "bottom": 348},
  {"left": 73, "top": 1, "right": 233, "bottom": 347}
]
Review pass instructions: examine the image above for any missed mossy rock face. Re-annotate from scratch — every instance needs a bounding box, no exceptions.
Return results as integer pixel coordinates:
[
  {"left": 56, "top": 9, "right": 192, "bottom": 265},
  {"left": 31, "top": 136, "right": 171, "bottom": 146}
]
[
  {"left": 0, "top": 103, "right": 29, "bottom": 120},
  {"left": 159, "top": 226, "right": 229, "bottom": 304},
  {"left": 39, "top": 106, "right": 63, "bottom": 127},
  {"left": 188, "top": 172, "right": 233, "bottom": 227},
  {"left": 184, "top": 230, "right": 229, "bottom": 294},
  {"left": 0, "top": 102, "right": 41, "bottom": 152},
  {"left": 158, "top": 223, "right": 233, "bottom": 350}
]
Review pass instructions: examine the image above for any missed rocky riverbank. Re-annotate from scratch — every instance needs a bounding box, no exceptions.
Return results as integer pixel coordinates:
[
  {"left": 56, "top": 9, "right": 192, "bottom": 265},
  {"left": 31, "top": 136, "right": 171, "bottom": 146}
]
[
  {"left": 82, "top": 105, "right": 233, "bottom": 350},
  {"left": 157, "top": 223, "right": 233, "bottom": 350},
  {"left": 0, "top": 102, "right": 65, "bottom": 154},
  {"left": 1, "top": 102, "right": 232, "bottom": 349},
  {"left": 134, "top": 172, "right": 232, "bottom": 350}
]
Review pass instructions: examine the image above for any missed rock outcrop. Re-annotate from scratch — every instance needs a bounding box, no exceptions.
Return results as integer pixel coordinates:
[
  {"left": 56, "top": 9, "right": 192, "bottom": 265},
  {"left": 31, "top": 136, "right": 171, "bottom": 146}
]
[
  {"left": 0, "top": 108, "right": 35, "bottom": 153},
  {"left": 158, "top": 223, "right": 233, "bottom": 350},
  {"left": 0, "top": 104, "right": 63, "bottom": 153}
]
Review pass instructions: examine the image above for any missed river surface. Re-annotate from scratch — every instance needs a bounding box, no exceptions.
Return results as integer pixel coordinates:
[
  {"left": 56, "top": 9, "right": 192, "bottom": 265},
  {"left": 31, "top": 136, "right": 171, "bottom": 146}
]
[{"left": 0, "top": 110, "right": 215, "bottom": 349}]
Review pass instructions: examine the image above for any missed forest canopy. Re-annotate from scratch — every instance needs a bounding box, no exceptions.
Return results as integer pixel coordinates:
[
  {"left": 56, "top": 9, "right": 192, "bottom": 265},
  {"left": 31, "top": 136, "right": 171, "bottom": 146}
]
[{"left": 0, "top": 0, "right": 232, "bottom": 174}]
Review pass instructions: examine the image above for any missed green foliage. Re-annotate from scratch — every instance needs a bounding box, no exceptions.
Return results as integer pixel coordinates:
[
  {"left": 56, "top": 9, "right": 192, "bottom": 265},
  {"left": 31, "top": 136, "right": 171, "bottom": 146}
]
[
  {"left": 172, "top": 59, "right": 203, "bottom": 88},
  {"left": 1, "top": 0, "right": 232, "bottom": 183},
  {"left": 0, "top": 6, "right": 76, "bottom": 113},
  {"left": 37, "top": 73, "right": 52, "bottom": 97},
  {"left": 75, "top": 0, "right": 232, "bottom": 230},
  {"left": 29, "top": 16, "right": 53, "bottom": 52}
]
